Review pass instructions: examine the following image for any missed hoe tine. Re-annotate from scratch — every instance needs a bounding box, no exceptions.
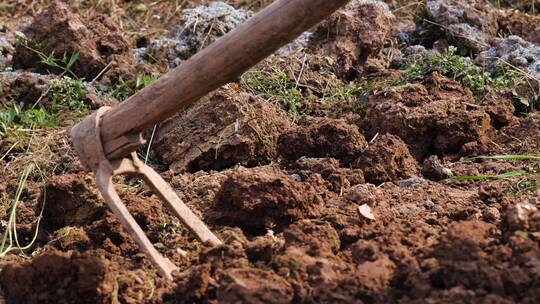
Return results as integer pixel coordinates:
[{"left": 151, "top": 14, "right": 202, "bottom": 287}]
[
  {"left": 112, "top": 154, "right": 223, "bottom": 247},
  {"left": 95, "top": 164, "right": 179, "bottom": 281}
]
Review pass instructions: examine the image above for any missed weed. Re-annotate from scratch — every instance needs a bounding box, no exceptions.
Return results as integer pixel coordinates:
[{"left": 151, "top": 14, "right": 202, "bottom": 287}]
[
  {"left": 0, "top": 75, "right": 92, "bottom": 137},
  {"left": 144, "top": 271, "right": 156, "bottom": 300},
  {"left": 244, "top": 66, "right": 367, "bottom": 115},
  {"left": 109, "top": 74, "right": 156, "bottom": 101},
  {"left": 398, "top": 46, "right": 528, "bottom": 100},
  {"left": 450, "top": 169, "right": 530, "bottom": 181},
  {"left": 47, "top": 76, "right": 90, "bottom": 116},
  {"left": 245, "top": 68, "right": 304, "bottom": 115},
  {"left": 473, "top": 155, "right": 540, "bottom": 162},
  {"left": 15, "top": 32, "right": 80, "bottom": 78},
  {"left": 510, "top": 177, "right": 538, "bottom": 194},
  {"left": 0, "top": 105, "right": 57, "bottom": 136},
  {"left": 2, "top": 35, "right": 90, "bottom": 133}
]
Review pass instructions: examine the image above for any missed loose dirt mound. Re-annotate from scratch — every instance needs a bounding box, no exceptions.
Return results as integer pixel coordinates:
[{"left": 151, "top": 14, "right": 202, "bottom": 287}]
[
  {"left": 278, "top": 119, "right": 367, "bottom": 165},
  {"left": 283, "top": 219, "right": 341, "bottom": 255},
  {"left": 1, "top": 250, "right": 115, "bottom": 304},
  {"left": 154, "top": 87, "right": 292, "bottom": 173},
  {"left": 491, "top": 113, "right": 540, "bottom": 155},
  {"left": 293, "top": 157, "right": 365, "bottom": 193},
  {"left": 211, "top": 166, "right": 324, "bottom": 232},
  {"left": 145, "top": 2, "right": 252, "bottom": 67},
  {"left": 308, "top": 0, "right": 394, "bottom": 80},
  {"left": 361, "top": 73, "right": 492, "bottom": 160},
  {"left": 217, "top": 267, "right": 294, "bottom": 304},
  {"left": 497, "top": 10, "right": 540, "bottom": 44},
  {"left": 42, "top": 173, "right": 105, "bottom": 231},
  {"left": 0, "top": 72, "right": 52, "bottom": 108},
  {"left": 413, "top": 218, "right": 540, "bottom": 302},
  {"left": 476, "top": 35, "right": 540, "bottom": 80},
  {"left": 12, "top": 1, "right": 134, "bottom": 82},
  {"left": 354, "top": 133, "right": 419, "bottom": 184},
  {"left": 426, "top": 0, "right": 498, "bottom": 52}
]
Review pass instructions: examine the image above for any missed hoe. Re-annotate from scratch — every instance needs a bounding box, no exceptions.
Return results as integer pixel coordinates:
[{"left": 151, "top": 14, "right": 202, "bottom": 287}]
[{"left": 71, "top": 0, "right": 350, "bottom": 281}]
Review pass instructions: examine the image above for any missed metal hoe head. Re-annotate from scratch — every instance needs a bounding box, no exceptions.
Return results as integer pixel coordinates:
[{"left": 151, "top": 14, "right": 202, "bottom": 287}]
[{"left": 71, "top": 107, "right": 221, "bottom": 281}]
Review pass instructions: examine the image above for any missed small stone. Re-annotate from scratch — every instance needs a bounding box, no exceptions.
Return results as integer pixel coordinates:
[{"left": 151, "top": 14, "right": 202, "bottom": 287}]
[
  {"left": 476, "top": 36, "right": 540, "bottom": 80},
  {"left": 422, "top": 155, "right": 453, "bottom": 181},
  {"left": 424, "top": 200, "right": 435, "bottom": 209},
  {"left": 347, "top": 184, "right": 383, "bottom": 206},
  {"left": 399, "top": 177, "right": 425, "bottom": 188},
  {"left": 290, "top": 174, "right": 302, "bottom": 182},
  {"left": 426, "top": 0, "right": 498, "bottom": 52}
]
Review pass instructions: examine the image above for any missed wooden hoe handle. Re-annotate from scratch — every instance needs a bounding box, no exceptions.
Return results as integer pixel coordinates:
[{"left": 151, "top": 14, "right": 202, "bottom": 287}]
[{"left": 98, "top": 0, "right": 351, "bottom": 159}]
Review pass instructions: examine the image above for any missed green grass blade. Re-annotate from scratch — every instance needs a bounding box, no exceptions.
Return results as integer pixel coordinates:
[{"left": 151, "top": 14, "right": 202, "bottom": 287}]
[
  {"left": 450, "top": 170, "right": 528, "bottom": 181},
  {"left": 474, "top": 155, "right": 540, "bottom": 161}
]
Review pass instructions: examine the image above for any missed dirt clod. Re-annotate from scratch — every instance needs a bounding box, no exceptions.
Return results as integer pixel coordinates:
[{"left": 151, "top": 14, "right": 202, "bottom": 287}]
[
  {"left": 308, "top": 0, "right": 394, "bottom": 80},
  {"left": 1, "top": 250, "right": 115, "bottom": 304},
  {"left": 294, "top": 157, "right": 365, "bottom": 192},
  {"left": 212, "top": 166, "right": 324, "bottom": 231},
  {"left": 505, "top": 202, "right": 539, "bottom": 231},
  {"left": 278, "top": 119, "right": 367, "bottom": 165},
  {"left": 1, "top": 72, "right": 52, "bottom": 108},
  {"left": 354, "top": 134, "right": 419, "bottom": 184},
  {"left": 497, "top": 10, "right": 540, "bottom": 44},
  {"left": 154, "top": 87, "right": 292, "bottom": 173},
  {"left": 217, "top": 267, "right": 294, "bottom": 304},
  {"left": 42, "top": 173, "right": 105, "bottom": 231},
  {"left": 13, "top": 1, "right": 134, "bottom": 82},
  {"left": 283, "top": 220, "right": 340, "bottom": 256},
  {"left": 361, "top": 73, "right": 492, "bottom": 160}
]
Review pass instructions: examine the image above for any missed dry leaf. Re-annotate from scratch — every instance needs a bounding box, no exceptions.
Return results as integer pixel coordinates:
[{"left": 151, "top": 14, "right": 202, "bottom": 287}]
[{"left": 358, "top": 204, "right": 375, "bottom": 220}]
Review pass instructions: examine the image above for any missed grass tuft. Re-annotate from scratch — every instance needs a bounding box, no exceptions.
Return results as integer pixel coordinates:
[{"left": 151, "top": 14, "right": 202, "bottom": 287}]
[
  {"left": 0, "top": 163, "right": 46, "bottom": 257},
  {"left": 398, "top": 46, "right": 535, "bottom": 106}
]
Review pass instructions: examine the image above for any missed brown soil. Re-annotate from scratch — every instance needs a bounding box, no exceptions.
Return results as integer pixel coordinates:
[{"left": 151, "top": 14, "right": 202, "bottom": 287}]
[
  {"left": 278, "top": 118, "right": 367, "bottom": 165},
  {"left": 42, "top": 173, "right": 105, "bottom": 231},
  {"left": 308, "top": 0, "right": 394, "bottom": 80},
  {"left": 0, "top": 72, "right": 52, "bottom": 108},
  {"left": 293, "top": 157, "right": 365, "bottom": 193},
  {"left": 495, "top": 114, "right": 540, "bottom": 154},
  {"left": 498, "top": 10, "right": 540, "bottom": 44},
  {"left": 12, "top": 1, "right": 134, "bottom": 83},
  {"left": 1, "top": 1, "right": 540, "bottom": 303},
  {"left": 217, "top": 267, "right": 294, "bottom": 303},
  {"left": 354, "top": 133, "right": 419, "bottom": 184},
  {"left": 361, "top": 73, "right": 493, "bottom": 160},
  {"left": 211, "top": 166, "right": 324, "bottom": 232},
  {"left": 154, "top": 86, "right": 292, "bottom": 173},
  {"left": 1, "top": 250, "right": 115, "bottom": 304}
]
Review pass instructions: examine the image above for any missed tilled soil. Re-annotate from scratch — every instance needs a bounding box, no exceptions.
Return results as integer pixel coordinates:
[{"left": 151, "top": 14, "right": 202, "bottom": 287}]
[{"left": 0, "top": 0, "right": 540, "bottom": 303}]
